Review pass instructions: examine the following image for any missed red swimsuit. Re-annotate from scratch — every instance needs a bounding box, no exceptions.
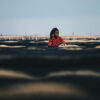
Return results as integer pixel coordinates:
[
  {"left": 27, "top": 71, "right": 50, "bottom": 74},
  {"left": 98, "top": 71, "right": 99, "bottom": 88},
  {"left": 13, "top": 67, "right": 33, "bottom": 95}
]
[{"left": 48, "top": 36, "right": 66, "bottom": 47}]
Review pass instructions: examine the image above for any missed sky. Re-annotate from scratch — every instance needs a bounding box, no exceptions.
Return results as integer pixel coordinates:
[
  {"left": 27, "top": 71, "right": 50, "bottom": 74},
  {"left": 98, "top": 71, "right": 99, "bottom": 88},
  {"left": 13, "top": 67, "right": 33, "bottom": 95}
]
[{"left": 0, "top": 0, "right": 100, "bottom": 35}]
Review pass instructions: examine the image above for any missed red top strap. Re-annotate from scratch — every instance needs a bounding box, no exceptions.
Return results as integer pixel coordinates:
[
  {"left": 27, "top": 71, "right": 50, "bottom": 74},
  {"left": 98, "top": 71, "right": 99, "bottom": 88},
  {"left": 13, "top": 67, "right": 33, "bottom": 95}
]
[{"left": 48, "top": 36, "right": 66, "bottom": 47}]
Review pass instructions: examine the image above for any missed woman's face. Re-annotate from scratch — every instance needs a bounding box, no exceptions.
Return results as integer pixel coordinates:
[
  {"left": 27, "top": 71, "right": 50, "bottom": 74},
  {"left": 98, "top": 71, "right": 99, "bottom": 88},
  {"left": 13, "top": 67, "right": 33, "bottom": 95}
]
[{"left": 54, "top": 31, "right": 59, "bottom": 37}]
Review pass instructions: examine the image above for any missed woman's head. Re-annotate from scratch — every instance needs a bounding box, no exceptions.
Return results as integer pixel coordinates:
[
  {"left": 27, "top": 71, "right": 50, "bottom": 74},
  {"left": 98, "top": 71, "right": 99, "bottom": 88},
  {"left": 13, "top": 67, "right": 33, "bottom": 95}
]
[{"left": 50, "top": 28, "right": 59, "bottom": 39}]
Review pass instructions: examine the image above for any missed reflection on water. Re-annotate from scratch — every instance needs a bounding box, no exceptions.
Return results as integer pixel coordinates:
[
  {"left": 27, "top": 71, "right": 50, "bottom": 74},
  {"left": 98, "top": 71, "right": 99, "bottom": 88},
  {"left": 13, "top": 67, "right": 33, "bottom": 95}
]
[
  {"left": 0, "top": 69, "right": 100, "bottom": 99},
  {"left": 0, "top": 82, "right": 87, "bottom": 99},
  {"left": 0, "top": 69, "right": 100, "bottom": 79},
  {"left": 0, "top": 45, "right": 25, "bottom": 48},
  {"left": 0, "top": 69, "right": 33, "bottom": 79},
  {"left": 48, "top": 70, "right": 100, "bottom": 77}
]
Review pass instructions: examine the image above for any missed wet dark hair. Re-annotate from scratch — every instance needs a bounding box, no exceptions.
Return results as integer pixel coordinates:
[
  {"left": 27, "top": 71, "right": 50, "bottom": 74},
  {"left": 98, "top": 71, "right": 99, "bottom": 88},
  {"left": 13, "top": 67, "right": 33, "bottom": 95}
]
[{"left": 50, "top": 28, "right": 59, "bottom": 39}]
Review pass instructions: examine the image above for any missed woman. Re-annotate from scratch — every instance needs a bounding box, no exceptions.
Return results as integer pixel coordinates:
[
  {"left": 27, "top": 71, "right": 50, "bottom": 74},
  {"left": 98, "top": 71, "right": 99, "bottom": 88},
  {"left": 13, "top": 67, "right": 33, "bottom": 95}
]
[{"left": 48, "top": 28, "right": 66, "bottom": 47}]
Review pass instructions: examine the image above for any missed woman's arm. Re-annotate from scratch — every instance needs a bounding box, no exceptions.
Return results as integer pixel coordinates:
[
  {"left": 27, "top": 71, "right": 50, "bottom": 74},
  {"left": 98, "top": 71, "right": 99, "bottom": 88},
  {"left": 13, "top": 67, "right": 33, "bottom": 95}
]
[
  {"left": 60, "top": 37, "right": 66, "bottom": 45},
  {"left": 48, "top": 38, "right": 52, "bottom": 46}
]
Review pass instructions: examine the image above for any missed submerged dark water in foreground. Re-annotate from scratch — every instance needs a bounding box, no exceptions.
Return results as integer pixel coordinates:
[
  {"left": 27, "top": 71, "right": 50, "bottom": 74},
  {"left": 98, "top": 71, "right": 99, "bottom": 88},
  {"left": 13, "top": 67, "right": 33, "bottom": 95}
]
[{"left": 0, "top": 40, "right": 100, "bottom": 100}]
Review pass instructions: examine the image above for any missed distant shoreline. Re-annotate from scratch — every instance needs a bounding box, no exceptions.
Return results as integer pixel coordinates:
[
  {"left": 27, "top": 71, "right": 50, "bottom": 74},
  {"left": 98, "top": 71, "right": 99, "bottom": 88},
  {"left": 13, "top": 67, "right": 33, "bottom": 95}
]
[{"left": 0, "top": 35, "right": 100, "bottom": 40}]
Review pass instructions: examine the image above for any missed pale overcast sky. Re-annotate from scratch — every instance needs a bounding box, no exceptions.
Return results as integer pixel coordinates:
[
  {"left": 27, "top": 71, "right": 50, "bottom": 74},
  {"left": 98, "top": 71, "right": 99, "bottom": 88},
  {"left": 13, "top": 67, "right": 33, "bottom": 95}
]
[{"left": 0, "top": 0, "right": 100, "bottom": 35}]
